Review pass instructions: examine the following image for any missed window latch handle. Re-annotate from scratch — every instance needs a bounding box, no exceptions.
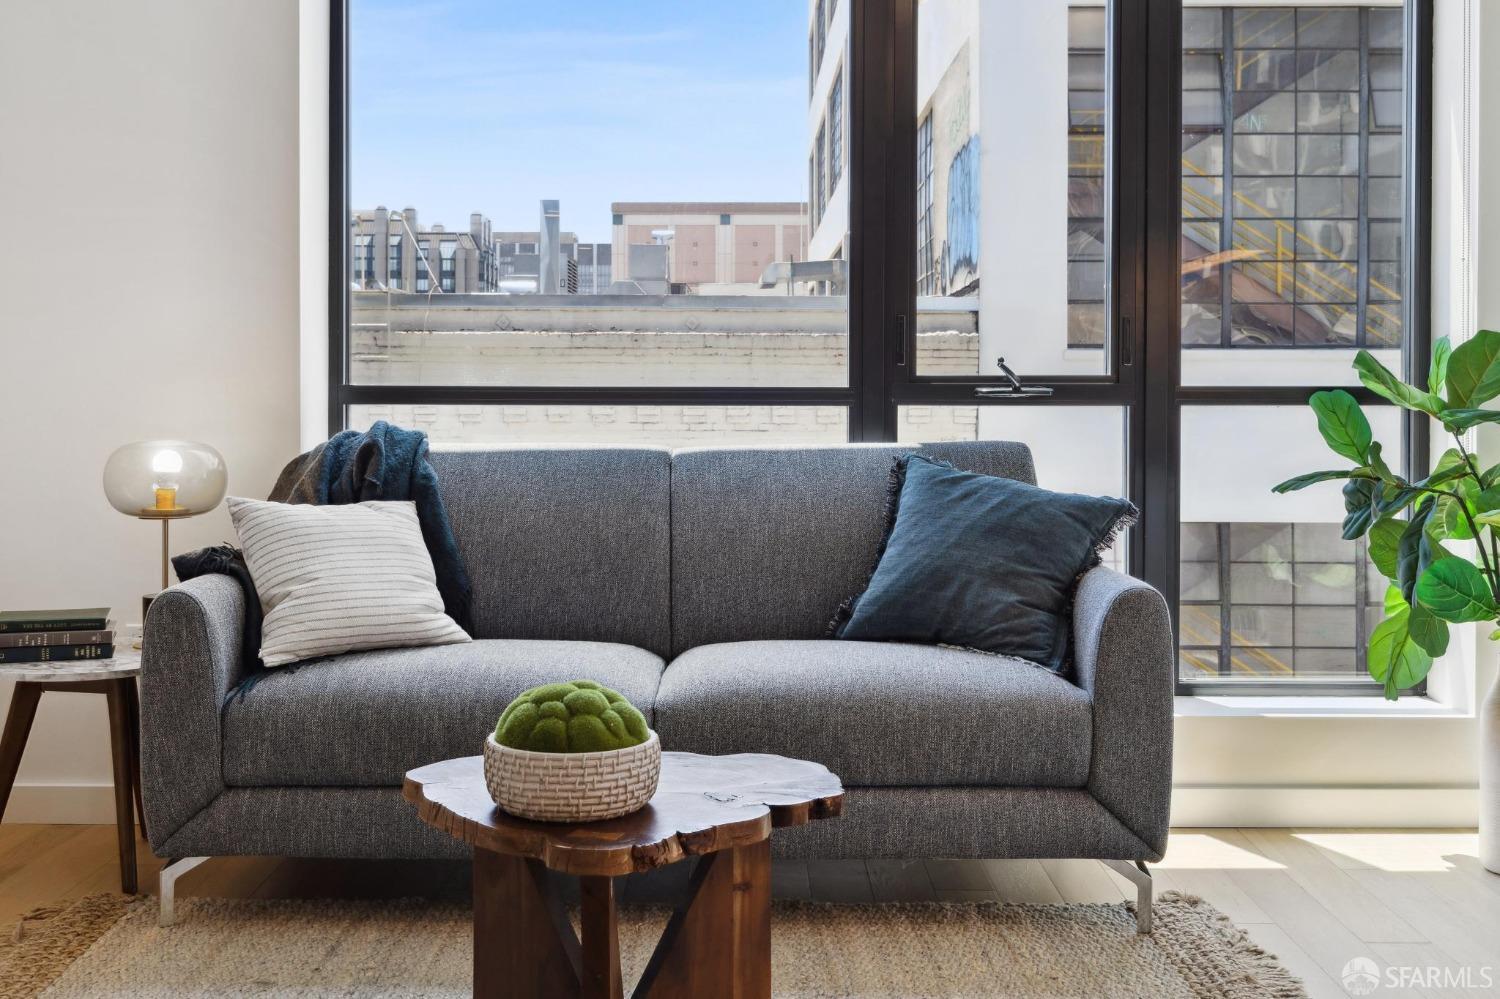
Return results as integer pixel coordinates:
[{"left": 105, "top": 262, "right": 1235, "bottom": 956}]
[{"left": 975, "top": 358, "right": 1054, "bottom": 399}]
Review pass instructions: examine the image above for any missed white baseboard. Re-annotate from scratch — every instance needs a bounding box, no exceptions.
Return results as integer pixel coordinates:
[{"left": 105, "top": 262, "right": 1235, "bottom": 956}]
[
  {"left": 1171, "top": 785, "right": 1480, "bottom": 828},
  {"left": 1, "top": 783, "right": 119, "bottom": 824},
  {"left": 2, "top": 782, "right": 1483, "bottom": 828}
]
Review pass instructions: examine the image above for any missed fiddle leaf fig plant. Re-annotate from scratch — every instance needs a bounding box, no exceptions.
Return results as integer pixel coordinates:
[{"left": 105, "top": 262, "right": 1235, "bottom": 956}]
[{"left": 1275, "top": 331, "right": 1500, "bottom": 699}]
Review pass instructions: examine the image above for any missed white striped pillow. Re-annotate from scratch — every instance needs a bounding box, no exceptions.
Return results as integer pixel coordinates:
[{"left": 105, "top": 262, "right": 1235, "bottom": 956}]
[{"left": 226, "top": 497, "right": 471, "bottom": 668}]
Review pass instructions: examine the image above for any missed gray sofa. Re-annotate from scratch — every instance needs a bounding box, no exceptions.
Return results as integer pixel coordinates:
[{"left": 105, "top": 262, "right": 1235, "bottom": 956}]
[{"left": 141, "top": 441, "right": 1173, "bottom": 924}]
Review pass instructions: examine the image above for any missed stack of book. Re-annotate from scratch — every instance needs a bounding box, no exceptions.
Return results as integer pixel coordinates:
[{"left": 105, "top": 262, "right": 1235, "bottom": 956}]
[{"left": 0, "top": 608, "right": 114, "bottom": 663}]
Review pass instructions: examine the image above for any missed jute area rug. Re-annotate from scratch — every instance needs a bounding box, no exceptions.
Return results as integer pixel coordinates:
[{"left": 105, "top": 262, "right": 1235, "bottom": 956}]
[{"left": 0, "top": 891, "right": 1304, "bottom": 998}]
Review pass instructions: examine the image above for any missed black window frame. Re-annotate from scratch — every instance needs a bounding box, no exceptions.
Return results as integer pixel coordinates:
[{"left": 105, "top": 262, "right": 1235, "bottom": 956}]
[{"left": 329, "top": 0, "right": 1434, "bottom": 697}]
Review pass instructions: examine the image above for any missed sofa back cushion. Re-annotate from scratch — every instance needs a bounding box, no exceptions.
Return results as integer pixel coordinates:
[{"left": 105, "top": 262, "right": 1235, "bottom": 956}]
[
  {"left": 429, "top": 448, "right": 672, "bottom": 657},
  {"left": 669, "top": 441, "right": 1036, "bottom": 656}
]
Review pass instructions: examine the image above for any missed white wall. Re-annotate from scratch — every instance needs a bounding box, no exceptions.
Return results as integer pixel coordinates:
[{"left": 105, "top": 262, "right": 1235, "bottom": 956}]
[{"left": 0, "top": 0, "right": 302, "bottom": 821}]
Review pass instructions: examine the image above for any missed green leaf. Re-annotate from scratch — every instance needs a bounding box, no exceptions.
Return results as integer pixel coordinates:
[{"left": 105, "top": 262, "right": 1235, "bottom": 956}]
[
  {"left": 1355, "top": 350, "right": 1446, "bottom": 417},
  {"left": 1476, "top": 510, "right": 1500, "bottom": 528},
  {"left": 1272, "top": 470, "right": 1363, "bottom": 493},
  {"left": 1341, "top": 478, "right": 1380, "bottom": 541},
  {"left": 1396, "top": 499, "right": 1437, "bottom": 603},
  {"left": 1407, "top": 603, "right": 1450, "bottom": 658},
  {"left": 1440, "top": 408, "right": 1500, "bottom": 432},
  {"left": 1416, "top": 462, "right": 1472, "bottom": 490},
  {"left": 1309, "top": 389, "right": 1372, "bottom": 464},
  {"left": 1415, "top": 556, "right": 1499, "bottom": 622},
  {"left": 1366, "top": 441, "right": 1396, "bottom": 482},
  {"left": 1368, "top": 518, "right": 1404, "bottom": 579},
  {"left": 1430, "top": 336, "right": 1452, "bottom": 394},
  {"left": 1436, "top": 477, "right": 1481, "bottom": 540},
  {"left": 1445, "top": 330, "right": 1500, "bottom": 408},
  {"left": 1367, "top": 608, "right": 1434, "bottom": 700},
  {"left": 1376, "top": 485, "right": 1422, "bottom": 518},
  {"left": 1431, "top": 447, "right": 1466, "bottom": 478}
]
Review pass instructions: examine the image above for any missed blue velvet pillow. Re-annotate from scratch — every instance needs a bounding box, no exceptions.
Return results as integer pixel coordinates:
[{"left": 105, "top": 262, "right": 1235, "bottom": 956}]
[{"left": 830, "top": 454, "right": 1136, "bottom": 674}]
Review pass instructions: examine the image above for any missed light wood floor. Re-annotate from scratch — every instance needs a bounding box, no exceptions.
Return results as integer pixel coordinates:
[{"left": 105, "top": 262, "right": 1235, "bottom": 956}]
[{"left": 3, "top": 825, "right": 1496, "bottom": 999}]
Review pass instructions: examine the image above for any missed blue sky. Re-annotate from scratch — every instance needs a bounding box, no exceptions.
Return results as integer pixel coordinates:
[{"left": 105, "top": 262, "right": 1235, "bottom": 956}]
[{"left": 351, "top": 1, "right": 810, "bottom": 244}]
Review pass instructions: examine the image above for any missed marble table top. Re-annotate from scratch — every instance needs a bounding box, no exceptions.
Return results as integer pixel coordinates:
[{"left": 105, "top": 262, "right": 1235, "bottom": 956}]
[{"left": 0, "top": 647, "right": 141, "bottom": 683}]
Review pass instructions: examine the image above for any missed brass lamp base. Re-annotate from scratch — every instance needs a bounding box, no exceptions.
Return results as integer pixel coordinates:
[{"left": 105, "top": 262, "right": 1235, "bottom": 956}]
[{"left": 136, "top": 510, "right": 190, "bottom": 593}]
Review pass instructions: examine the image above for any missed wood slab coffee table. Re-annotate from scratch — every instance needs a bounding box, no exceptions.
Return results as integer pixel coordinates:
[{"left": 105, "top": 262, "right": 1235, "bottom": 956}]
[{"left": 405, "top": 751, "right": 843, "bottom": 999}]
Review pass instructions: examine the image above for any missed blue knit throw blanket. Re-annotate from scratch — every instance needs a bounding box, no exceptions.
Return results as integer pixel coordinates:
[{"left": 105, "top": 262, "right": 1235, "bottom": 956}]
[{"left": 267, "top": 420, "right": 474, "bottom": 635}]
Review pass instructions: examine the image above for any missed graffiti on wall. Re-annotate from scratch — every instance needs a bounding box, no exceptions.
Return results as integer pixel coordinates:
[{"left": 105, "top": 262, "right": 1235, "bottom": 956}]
[
  {"left": 923, "top": 39, "right": 980, "bottom": 296},
  {"left": 944, "top": 136, "right": 980, "bottom": 290}
]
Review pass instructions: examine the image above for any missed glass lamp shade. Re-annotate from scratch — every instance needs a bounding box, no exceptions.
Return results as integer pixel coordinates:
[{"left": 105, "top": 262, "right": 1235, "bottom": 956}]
[{"left": 103, "top": 440, "right": 228, "bottom": 519}]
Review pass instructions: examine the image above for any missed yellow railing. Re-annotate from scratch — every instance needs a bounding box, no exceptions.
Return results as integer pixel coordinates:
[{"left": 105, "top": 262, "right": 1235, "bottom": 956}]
[
  {"left": 1071, "top": 7, "right": 1401, "bottom": 340},
  {"left": 1180, "top": 603, "right": 1297, "bottom": 677},
  {"left": 1180, "top": 166, "right": 1400, "bottom": 335}
]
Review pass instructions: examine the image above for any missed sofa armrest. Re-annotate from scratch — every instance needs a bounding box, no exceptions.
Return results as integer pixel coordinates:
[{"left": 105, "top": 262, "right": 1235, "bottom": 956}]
[
  {"left": 140, "top": 574, "right": 249, "bottom": 850},
  {"left": 1072, "top": 566, "right": 1174, "bottom": 858}
]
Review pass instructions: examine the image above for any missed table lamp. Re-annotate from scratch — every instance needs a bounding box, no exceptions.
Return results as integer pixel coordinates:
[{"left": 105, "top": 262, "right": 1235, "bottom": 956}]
[{"left": 104, "top": 441, "right": 228, "bottom": 612}]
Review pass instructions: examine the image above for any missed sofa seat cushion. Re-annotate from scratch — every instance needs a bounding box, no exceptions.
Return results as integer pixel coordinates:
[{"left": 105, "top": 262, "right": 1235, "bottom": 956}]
[
  {"left": 222, "top": 640, "right": 664, "bottom": 787},
  {"left": 653, "top": 641, "right": 1091, "bottom": 788}
]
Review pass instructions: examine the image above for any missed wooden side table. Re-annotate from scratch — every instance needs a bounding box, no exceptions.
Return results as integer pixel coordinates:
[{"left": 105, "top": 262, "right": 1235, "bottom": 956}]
[
  {"left": 405, "top": 751, "right": 844, "bottom": 999},
  {"left": 0, "top": 650, "right": 145, "bottom": 894}
]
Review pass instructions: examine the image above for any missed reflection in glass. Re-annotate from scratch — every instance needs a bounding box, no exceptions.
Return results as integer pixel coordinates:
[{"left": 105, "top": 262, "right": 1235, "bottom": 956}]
[
  {"left": 1179, "top": 406, "right": 1401, "bottom": 685},
  {"left": 919, "top": 3, "right": 1114, "bottom": 377},
  {"left": 1179, "top": 5, "right": 1406, "bottom": 354}
]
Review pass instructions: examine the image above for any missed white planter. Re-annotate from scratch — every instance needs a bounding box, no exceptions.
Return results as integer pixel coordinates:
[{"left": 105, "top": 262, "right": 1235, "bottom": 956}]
[
  {"left": 1482, "top": 673, "right": 1500, "bottom": 873},
  {"left": 482, "top": 730, "right": 661, "bottom": 823}
]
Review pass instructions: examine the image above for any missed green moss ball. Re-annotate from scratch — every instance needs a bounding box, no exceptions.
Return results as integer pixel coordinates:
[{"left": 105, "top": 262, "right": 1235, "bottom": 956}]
[{"left": 494, "top": 680, "right": 650, "bottom": 753}]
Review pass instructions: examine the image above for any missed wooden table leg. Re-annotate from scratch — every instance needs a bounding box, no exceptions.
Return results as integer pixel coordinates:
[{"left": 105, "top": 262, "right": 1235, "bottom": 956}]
[
  {"left": 579, "top": 876, "right": 623, "bottom": 999},
  {"left": 124, "top": 678, "right": 147, "bottom": 840},
  {"left": 0, "top": 683, "right": 43, "bottom": 822},
  {"left": 634, "top": 839, "right": 772, "bottom": 999},
  {"left": 473, "top": 847, "right": 581, "bottom": 999},
  {"left": 103, "top": 680, "right": 138, "bottom": 895}
]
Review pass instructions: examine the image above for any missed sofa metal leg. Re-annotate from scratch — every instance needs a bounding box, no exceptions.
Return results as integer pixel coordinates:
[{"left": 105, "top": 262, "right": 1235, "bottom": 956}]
[
  {"left": 1102, "top": 859, "right": 1153, "bottom": 934},
  {"left": 158, "top": 856, "right": 209, "bottom": 927}
]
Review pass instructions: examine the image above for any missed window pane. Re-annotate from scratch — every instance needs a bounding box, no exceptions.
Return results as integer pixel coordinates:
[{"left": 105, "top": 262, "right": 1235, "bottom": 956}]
[
  {"left": 1233, "top": 134, "right": 1296, "bottom": 174},
  {"left": 1181, "top": 4, "right": 1410, "bottom": 387},
  {"left": 916, "top": 2, "right": 1112, "bottom": 377},
  {"left": 1298, "top": 176, "right": 1359, "bottom": 218},
  {"left": 1234, "top": 9, "right": 1298, "bottom": 49},
  {"left": 1184, "top": 9, "right": 1225, "bottom": 48},
  {"left": 349, "top": 405, "right": 847, "bottom": 448},
  {"left": 1297, "top": 91, "right": 1359, "bottom": 132},
  {"left": 1369, "top": 8, "right": 1403, "bottom": 46},
  {"left": 349, "top": 2, "right": 843, "bottom": 388},
  {"left": 896, "top": 407, "right": 1125, "bottom": 487},
  {"left": 1179, "top": 405, "right": 1401, "bottom": 687},
  {"left": 1298, "top": 8, "right": 1359, "bottom": 47},
  {"left": 1235, "top": 92, "right": 1295, "bottom": 132}
]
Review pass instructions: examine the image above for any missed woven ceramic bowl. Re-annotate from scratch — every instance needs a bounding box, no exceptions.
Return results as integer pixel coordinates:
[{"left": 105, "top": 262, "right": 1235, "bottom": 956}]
[{"left": 483, "top": 730, "right": 661, "bottom": 822}]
